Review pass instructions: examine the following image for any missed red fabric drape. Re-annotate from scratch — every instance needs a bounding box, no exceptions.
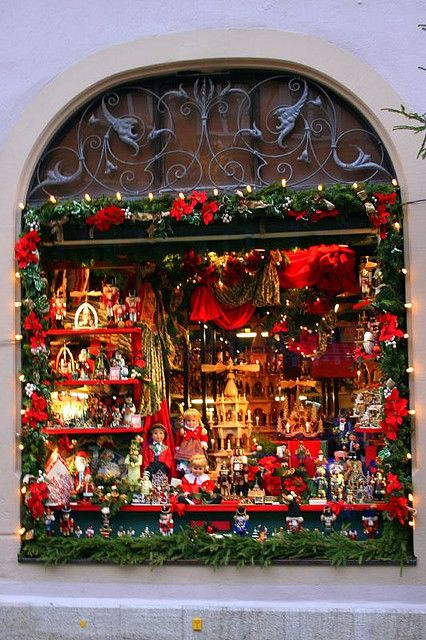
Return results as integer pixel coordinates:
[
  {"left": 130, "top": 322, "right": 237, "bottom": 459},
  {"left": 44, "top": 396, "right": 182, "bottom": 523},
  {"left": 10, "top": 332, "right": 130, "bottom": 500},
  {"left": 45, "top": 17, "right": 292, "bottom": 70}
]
[
  {"left": 190, "top": 285, "right": 256, "bottom": 330},
  {"left": 280, "top": 244, "right": 359, "bottom": 295},
  {"left": 142, "top": 398, "right": 176, "bottom": 476}
]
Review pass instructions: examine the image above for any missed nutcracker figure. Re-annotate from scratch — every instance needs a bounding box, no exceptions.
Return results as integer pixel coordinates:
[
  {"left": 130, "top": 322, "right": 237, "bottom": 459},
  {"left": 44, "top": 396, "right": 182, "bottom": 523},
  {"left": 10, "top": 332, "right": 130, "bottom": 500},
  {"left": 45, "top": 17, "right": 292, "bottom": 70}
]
[
  {"left": 159, "top": 505, "right": 174, "bottom": 536},
  {"left": 320, "top": 505, "right": 336, "bottom": 535},
  {"left": 59, "top": 506, "right": 74, "bottom": 536},
  {"left": 102, "top": 281, "right": 119, "bottom": 325},
  {"left": 362, "top": 512, "right": 379, "bottom": 538},
  {"left": 232, "top": 506, "right": 250, "bottom": 537}
]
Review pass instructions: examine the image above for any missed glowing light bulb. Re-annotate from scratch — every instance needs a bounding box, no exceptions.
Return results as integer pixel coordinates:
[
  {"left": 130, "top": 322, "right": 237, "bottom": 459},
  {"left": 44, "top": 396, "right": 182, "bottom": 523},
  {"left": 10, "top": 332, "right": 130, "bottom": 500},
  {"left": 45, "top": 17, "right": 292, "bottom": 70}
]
[
  {"left": 352, "top": 182, "right": 358, "bottom": 190},
  {"left": 408, "top": 409, "right": 416, "bottom": 415},
  {"left": 407, "top": 453, "right": 412, "bottom": 460},
  {"left": 401, "top": 268, "right": 408, "bottom": 275},
  {"left": 14, "top": 301, "right": 22, "bottom": 308},
  {"left": 281, "top": 178, "right": 287, "bottom": 188},
  {"left": 178, "top": 192, "right": 185, "bottom": 200},
  {"left": 392, "top": 178, "right": 398, "bottom": 187},
  {"left": 15, "top": 272, "right": 21, "bottom": 279},
  {"left": 116, "top": 192, "right": 122, "bottom": 201},
  {"left": 49, "top": 195, "right": 57, "bottom": 204},
  {"left": 213, "top": 188, "right": 219, "bottom": 197},
  {"left": 18, "top": 527, "right": 26, "bottom": 536},
  {"left": 148, "top": 192, "right": 154, "bottom": 201},
  {"left": 21, "top": 486, "right": 26, "bottom": 494},
  {"left": 18, "top": 202, "right": 25, "bottom": 210},
  {"left": 393, "top": 222, "right": 401, "bottom": 231},
  {"left": 404, "top": 303, "right": 412, "bottom": 309},
  {"left": 18, "top": 443, "right": 24, "bottom": 451},
  {"left": 317, "top": 184, "right": 323, "bottom": 192},
  {"left": 84, "top": 193, "right": 91, "bottom": 202},
  {"left": 246, "top": 185, "right": 252, "bottom": 193},
  {"left": 15, "top": 334, "right": 23, "bottom": 341},
  {"left": 408, "top": 493, "right": 414, "bottom": 502},
  {"left": 406, "top": 367, "right": 414, "bottom": 373},
  {"left": 18, "top": 374, "right": 25, "bottom": 382}
]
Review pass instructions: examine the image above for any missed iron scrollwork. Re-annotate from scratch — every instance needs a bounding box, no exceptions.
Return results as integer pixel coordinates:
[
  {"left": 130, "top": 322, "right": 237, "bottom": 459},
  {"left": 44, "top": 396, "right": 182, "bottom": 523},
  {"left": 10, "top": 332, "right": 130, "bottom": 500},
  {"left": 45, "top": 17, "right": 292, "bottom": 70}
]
[{"left": 28, "top": 73, "right": 393, "bottom": 202}]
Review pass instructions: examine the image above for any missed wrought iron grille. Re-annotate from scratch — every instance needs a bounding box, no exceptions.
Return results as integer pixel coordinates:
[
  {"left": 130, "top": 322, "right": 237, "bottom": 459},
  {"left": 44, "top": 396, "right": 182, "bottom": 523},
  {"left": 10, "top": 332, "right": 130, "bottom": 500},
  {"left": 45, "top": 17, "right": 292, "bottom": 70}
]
[{"left": 28, "top": 71, "right": 394, "bottom": 203}]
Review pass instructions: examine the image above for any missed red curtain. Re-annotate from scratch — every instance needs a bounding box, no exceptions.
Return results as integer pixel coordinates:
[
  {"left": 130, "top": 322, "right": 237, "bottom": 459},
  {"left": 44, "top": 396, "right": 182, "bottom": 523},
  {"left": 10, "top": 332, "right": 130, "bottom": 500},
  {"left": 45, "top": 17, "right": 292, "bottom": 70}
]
[
  {"left": 280, "top": 244, "right": 359, "bottom": 295},
  {"left": 190, "top": 285, "right": 256, "bottom": 330}
]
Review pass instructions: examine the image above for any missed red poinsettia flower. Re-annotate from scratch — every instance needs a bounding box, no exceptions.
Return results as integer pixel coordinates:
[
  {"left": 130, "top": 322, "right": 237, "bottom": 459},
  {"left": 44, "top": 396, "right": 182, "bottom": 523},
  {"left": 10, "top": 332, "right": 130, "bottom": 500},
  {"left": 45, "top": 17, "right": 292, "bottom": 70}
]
[
  {"left": 375, "top": 191, "right": 397, "bottom": 207},
  {"left": 262, "top": 472, "right": 282, "bottom": 496},
  {"left": 201, "top": 201, "right": 219, "bottom": 225},
  {"left": 384, "top": 495, "right": 409, "bottom": 525},
  {"left": 247, "top": 464, "right": 260, "bottom": 482},
  {"left": 26, "top": 480, "right": 48, "bottom": 519},
  {"left": 386, "top": 472, "right": 403, "bottom": 494},
  {"left": 15, "top": 230, "right": 40, "bottom": 269},
  {"left": 271, "top": 320, "right": 288, "bottom": 335},
  {"left": 287, "top": 330, "right": 319, "bottom": 357},
  {"left": 378, "top": 313, "right": 404, "bottom": 342},
  {"left": 222, "top": 255, "right": 246, "bottom": 286},
  {"left": 310, "top": 207, "right": 340, "bottom": 222},
  {"left": 182, "top": 249, "right": 203, "bottom": 278},
  {"left": 352, "top": 346, "right": 376, "bottom": 361},
  {"left": 380, "top": 387, "right": 408, "bottom": 440},
  {"left": 287, "top": 209, "right": 308, "bottom": 221},
  {"left": 258, "top": 455, "right": 281, "bottom": 472},
  {"left": 86, "top": 205, "right": 125, "bottom": 232},
  {"left": 283, "top": 475, "right": 307, "bottom": 496},
  {"left": 189, "top": 191, "right": 208, "bottom": 207}
]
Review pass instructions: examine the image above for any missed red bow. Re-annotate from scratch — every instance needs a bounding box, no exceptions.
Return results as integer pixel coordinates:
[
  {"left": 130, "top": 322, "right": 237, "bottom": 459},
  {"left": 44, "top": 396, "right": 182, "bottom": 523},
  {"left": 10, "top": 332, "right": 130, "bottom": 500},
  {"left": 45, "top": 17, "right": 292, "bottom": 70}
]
[{"left": 169, "top": 495, "right": 186, "bottom": 517}]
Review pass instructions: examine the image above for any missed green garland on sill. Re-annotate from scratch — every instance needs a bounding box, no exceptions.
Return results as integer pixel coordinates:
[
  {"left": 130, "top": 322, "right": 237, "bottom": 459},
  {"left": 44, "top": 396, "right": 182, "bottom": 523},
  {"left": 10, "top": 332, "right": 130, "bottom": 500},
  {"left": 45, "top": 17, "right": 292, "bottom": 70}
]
[{"left": 20, "top": 522, "right": 411, "bottom": 567}]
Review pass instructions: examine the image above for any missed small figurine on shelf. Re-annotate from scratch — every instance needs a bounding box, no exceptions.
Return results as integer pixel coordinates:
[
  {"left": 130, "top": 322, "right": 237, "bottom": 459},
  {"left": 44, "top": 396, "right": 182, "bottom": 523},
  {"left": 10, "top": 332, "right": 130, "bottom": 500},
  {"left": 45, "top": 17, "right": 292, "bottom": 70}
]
[
  {"left": 125, "top": 291, "right": 141, "bottom": 325},
  {"left": 257, "top": 526, "right": 268, "bottom": 542},
  {"left": 175, "top": 408, "right": 208, "bottom": 474},
  {"left": 44, "top": 508, "right": 55, "bottom": 536},
  {"left": 74, "top": 450, "right": 89, "bottom": 492},
  {"left": 343, "top": 432, "right": 363, "bottom": 460},
  {"left": 286, "top": 515, "right": 304, "bottom": 534},
  {"left": 218, "top": 461, "right": 231, "bottom": 499},
  {"left": 181, "top": 454, "right": 215, "bottom": 496},
  {"left": 348, "top": 529, "right": 358, "bottom": 540},
  {"left": 122, "top": 395, "right": 136, "bottom": 427},
  {"left": 362, "top": 512, "right": 379, "bottom": 538},
  {"left": 146, "top": 423, "right": 173, "bottom": 480},
  {"left": 125, "top": 435, "right": 143, "bottom": 490},
  {"left": 315, "top": 466, "right": 328, "bottom": 499},
  {"left": 320, "top": 505, "right": 336, "bottom": 535},
  {"left": 373, "top": 470, "right": 386, "bottom": 501},
  {"left": 138, "top": 470, "right": 153, "bottom": 500},
  {"left": 85, "top": 524, "right": 95, "bottom": 538},
  {"left": 296, "top": 442, "right": 310, "bottom": 467},
  {"left": 74, "top": 525, "right": 83, "bottom": 539},
  {"left": 159, "top": 505, "right": 174, "bottom": 536},
  {"left": 330, "top": 468, "right": 345, "bottom": 501},
  {"left": 102, "top": 281, "right": 119, "bottom": 326},
  {"left": 82, "top": 467, "right": 95, "bottom": 500},
  {"left": 111, "top": 350, "right": 128, "bottom": 379},
  {"left": 111, "top": 406, "right": 122, "bottom": 429},
  {"left": 77, "top": 348, "right": 90, "bottom": 380},
  {"left": 232, "top": 506, "right": 250, "bottom": 537},
  {"left": 50, "top": 288, "right": 67, "bottom": 328},
  {"left": 59, "top": 506, "right": 74, "bottom": 536},
  {"left": 99, "top": 506, "right": 112, "bottom": 539},
  {"left": 113, "top": 298, "right": 126, "bottom": 327},
  {"left": 117, "top": 525, "right": 126, "bottom": 538},
  {"left": 94, "top": 346, "right": 109, "bottom": 380}
]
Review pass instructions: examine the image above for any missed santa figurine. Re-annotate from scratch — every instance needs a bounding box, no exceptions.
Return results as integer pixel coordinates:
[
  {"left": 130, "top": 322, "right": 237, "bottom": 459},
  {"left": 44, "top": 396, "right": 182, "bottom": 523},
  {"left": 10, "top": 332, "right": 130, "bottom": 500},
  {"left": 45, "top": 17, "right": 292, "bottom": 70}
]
[
  {"left": 159, "top": 505, "right": 174, "bottom": 536},
  {"left": 82, "top": 467, "right": 95, "bottom": 500},
  {"left": 181, "top": 454, "right": 215, "bottom": 496},
  {"left": 175, "top": 408, "right": 209, "bottom": 473},
  {"left": 74, "top": 450, "right": 89, "bottom": 493},
  {"left": 59, "top": 506, "right": 74, "bottom": 536}
]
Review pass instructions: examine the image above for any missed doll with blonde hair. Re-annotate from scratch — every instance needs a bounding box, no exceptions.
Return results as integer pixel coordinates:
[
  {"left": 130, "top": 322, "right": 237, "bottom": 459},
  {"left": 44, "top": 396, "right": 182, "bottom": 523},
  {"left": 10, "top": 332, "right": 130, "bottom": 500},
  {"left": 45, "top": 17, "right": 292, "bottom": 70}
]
[
  {"left": 175, "top": 408, "right": 208, "bottom": 473},
  {"left": 181, "top": 454, "right": 215, "bottom": 495}
]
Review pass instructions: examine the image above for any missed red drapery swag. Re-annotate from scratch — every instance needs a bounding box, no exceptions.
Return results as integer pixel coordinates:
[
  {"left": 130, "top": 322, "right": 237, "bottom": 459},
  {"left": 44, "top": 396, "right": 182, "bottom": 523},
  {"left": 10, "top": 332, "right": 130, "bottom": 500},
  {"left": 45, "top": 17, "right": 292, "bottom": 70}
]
[{"left": 190, "top": 244, "right": 358, "bottom": 330}]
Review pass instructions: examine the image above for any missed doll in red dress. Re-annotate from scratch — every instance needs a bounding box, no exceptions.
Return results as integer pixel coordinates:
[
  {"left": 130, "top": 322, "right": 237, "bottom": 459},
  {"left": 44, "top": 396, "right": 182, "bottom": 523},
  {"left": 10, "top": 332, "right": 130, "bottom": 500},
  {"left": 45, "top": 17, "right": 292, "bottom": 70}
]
[
  {"left": 145, "top": 423, "right": 173, "bottom": 479},
  {"left": 181, "top": 454, "right": 215, "bottom": 496},
  {"left": 175, "top": 408, "right": 208, "bottom": 473}
]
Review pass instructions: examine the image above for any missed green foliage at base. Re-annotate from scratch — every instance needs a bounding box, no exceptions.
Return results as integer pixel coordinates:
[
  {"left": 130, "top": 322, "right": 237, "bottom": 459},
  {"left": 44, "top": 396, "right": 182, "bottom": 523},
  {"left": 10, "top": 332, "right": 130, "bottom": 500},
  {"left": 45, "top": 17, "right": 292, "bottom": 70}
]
[{"left": 20, "top": 522, "right": 411, "bottom": 568}]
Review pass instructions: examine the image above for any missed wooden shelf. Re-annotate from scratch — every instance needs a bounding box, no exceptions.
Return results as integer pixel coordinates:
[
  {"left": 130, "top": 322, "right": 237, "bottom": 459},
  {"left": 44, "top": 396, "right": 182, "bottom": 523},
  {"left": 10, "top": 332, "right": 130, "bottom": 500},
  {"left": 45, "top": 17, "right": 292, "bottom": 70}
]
[
  {"left": 47, "top": 327, "right": 142, "bottom": 336},
  {"left": 54, "top": 379, "right": 141, "bottom": 387},
  {"left": 56, "top": 501, "right": 387, "bottom": 513},
  {"left": 43, "top": 427, "right": 144, "bottom": 435}
]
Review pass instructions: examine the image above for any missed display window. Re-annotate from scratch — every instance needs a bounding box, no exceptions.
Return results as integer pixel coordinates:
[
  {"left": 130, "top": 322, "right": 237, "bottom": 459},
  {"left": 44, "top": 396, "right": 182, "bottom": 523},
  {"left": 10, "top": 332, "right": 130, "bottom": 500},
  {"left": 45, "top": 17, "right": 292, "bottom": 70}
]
[{"left": 16, "top": 73, "right": 414, "bottom": 565}]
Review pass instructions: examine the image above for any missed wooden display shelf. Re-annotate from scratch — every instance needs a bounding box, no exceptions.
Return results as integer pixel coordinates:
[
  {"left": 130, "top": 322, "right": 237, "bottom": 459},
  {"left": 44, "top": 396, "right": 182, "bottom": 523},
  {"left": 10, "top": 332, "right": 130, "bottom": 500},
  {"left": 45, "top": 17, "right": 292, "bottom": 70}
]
[
  {"left": 58, "top": 501, "right": 387, "bottom": 513},
  {"left": 43, "top": 427, "right": 144, "bottom": 435},
  {"left": 47, "top": 327, "right": 142, "bottom": 336},
  {"left": 54, "top": 378, "right": 141, "bottom": 387}
]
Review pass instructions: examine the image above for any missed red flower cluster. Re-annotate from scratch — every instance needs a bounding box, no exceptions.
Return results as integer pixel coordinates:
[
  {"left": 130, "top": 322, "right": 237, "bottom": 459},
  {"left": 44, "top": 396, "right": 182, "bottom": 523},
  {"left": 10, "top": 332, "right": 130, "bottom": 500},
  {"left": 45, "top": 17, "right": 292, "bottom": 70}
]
[
  {"left": 386, "top": 472, "right": 403, "bottom": 495},
  {"left": 170, "top": 191, "right": 219, "bottom": 225},
  {"left": 287, "top": 330, "right": 319, "bottom": 357},
  {"left": 283, "top": 475, "right": 308, "bottom": 496},
  {"left": 271, "top": 320, "right": 288, "bottom": 335},
  {"left": 222, "top": 255, "right": 246, "bottom": 286},
  {"left": 86, "top": 205, "right": 125, "bottom": 232},
  {"left": 23, "top": 310, "right": 46, "bottom": 352},
  {"left": 287, "top": 209, "right": 308, "bottom": 221},
  {"left": 15, "top": 230, "right": 40, "bottom": 269},
  {"left": 263, "top": 472, "right": 282, "bottom": 496},
  {"left": 369, "top": 191, "right": 398, "bottom": 239},
  {"left": 378, "top": 313, "right": 404, "bottom": 343},
  {"left": 380, "top": 387, "right": 408, "bottom": 440},
  {"left": 311, "top": 207, "right": 340, "bottom": 223},
  {"left": 352, "top": 345, "right": 379, "bottom": 362},
  {"left": 22, "top": 392, "right": 49, "bottom": 429},
  {"left": 384, "top": 495, "right": 409, "bottom": 525},
  {"left": 25, "top": 480, "right": 48, "bottom": 519}
]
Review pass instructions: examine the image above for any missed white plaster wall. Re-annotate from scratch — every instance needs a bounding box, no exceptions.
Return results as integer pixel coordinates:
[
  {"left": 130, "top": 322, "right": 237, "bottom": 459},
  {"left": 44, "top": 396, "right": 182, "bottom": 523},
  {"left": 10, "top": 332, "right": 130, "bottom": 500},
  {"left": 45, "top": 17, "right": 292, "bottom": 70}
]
[
  {"left": 0, "top": 1, "right": 425, "bottom": 588},
  {"left": 0, "top": 0, "right": 424, "bottom": 147}
]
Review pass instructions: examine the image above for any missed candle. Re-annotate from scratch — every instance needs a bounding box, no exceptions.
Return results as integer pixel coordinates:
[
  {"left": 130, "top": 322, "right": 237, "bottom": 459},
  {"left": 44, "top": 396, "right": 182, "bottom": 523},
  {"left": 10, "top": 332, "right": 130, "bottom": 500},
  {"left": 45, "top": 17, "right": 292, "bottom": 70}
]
[
  {"left": 286, "top": 421, "right": 290, "bottom": 433},
  {"left": 305, "top": 421, "right": 310, "bottom": 433},
  {"left": 247, "top": 409, "right": 251, "bottom": 422},
  {"left": 255, "top": 416, "right": 260, "bottom": 426}
]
